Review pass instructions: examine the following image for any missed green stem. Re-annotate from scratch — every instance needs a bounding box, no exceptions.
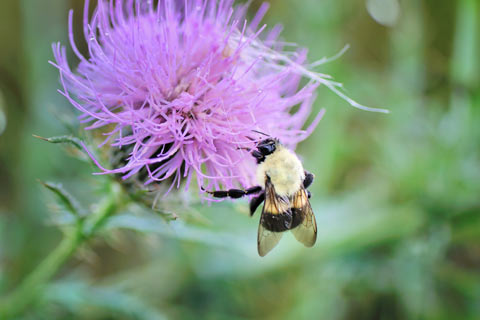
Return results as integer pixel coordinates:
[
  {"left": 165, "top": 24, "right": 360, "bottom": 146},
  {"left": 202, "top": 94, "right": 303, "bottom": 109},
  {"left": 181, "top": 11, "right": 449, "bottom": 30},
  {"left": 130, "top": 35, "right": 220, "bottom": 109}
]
[
  {"left": 0, "top": 182, "right": 122, "bottom": 319},
  {"left": 451, "top": 0, "right": 478, "bottom": 88}
]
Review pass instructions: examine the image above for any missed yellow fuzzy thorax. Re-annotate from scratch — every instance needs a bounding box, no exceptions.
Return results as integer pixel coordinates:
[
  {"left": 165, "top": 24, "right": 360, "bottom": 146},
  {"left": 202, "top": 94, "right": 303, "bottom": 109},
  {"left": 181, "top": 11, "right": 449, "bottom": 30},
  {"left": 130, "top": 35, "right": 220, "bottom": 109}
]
[{"left": 256, "top": 145, "right": 305, "bottom": 197}]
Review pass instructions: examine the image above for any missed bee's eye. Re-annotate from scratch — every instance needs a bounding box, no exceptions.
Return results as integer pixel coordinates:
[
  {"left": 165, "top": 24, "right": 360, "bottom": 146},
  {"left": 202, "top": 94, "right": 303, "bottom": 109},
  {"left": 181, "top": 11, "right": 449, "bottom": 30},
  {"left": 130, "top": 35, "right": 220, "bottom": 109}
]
[{"left": 258, "top": 142, "right": 276, "bottom": 155}]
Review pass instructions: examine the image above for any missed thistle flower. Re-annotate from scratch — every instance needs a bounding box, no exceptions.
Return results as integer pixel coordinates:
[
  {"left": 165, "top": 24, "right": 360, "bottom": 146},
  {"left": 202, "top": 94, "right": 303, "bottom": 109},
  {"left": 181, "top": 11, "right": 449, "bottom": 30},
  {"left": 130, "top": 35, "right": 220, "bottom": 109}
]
[{"left": 51, "top": 0, "right": 383, "bottom": 195}]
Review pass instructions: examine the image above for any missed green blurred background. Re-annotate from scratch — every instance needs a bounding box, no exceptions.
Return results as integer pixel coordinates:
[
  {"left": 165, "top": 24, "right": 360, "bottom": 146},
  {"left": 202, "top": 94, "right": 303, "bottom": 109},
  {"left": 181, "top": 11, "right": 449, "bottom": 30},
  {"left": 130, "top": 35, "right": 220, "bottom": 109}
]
[{"left": 0, "top": 0, "right": 479, "bottom": 319}]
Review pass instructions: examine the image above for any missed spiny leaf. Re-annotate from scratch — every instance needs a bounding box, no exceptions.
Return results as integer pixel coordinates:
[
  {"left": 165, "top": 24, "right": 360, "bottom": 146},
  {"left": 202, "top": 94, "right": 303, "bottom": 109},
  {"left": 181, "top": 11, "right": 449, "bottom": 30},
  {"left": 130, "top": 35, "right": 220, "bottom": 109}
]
[
  {"left": 33, "top": 134, "right": 84, "bottom": 153},
  {"left": 39, "top": 181, "right": 84, "bottom": 218},
  {"left": 105, "top": 213, "right": 249, "bottom": 251}
]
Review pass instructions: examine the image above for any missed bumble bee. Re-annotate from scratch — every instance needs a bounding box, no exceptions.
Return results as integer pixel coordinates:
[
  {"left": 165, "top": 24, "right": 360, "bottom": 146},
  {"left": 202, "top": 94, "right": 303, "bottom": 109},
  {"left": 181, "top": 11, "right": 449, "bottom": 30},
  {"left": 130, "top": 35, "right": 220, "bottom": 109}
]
[{"left": 205, "top": 137, "right": 317, "bottom": 256}]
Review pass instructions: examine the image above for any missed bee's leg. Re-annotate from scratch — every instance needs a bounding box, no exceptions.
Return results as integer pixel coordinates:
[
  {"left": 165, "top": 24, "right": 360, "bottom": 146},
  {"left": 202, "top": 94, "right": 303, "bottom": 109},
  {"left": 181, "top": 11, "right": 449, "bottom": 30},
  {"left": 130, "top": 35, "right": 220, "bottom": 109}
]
[
  {"left": 303, "top": 171, "right": 315, "bottom": 189},
  {"left": 203, "top": 186, "right": 262, "bottom": 199},
  {"left": 307, "top": 190, "right": 311, "bottom": 199},
  {"left": 249, "top": 192, "right": 265, "bottom": 216}
]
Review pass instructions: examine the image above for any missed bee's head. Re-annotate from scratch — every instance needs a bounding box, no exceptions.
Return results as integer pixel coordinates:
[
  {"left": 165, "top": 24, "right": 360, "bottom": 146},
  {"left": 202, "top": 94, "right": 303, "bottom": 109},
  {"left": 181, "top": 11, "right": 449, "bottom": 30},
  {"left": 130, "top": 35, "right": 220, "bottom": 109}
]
[{"left": 256, "top": 138, "right": 279, "bottom": 156}]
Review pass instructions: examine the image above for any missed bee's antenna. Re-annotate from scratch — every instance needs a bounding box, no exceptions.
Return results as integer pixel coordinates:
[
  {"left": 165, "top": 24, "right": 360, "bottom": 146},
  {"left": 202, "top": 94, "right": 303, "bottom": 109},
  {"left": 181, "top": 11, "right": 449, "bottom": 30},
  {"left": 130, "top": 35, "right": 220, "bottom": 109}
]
[
  {"left": 252, "top": 130, "right": 270, "bottom": 137},
  {"left": 237, "top": 147, "right": 251, "bottom": 151}
]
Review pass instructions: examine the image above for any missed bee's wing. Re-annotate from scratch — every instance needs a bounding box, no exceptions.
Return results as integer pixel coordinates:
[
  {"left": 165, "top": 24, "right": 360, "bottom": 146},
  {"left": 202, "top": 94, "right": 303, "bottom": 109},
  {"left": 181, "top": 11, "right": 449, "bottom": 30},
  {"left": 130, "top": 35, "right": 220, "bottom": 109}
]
[
  {"left": 257, "top": 180, "right": 290, "bottom": 257},
  {"left": 257, "top": 224, "right": 284, "bottom": 257},
  {"left": 291, "top": 188, "right": 317, "bottom": 247}
]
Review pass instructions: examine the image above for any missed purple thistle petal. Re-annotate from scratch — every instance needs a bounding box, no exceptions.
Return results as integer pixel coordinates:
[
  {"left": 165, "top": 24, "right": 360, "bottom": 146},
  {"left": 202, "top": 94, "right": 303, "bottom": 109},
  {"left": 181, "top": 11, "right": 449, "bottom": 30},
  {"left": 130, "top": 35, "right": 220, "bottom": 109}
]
[{"left": 52, "top": 0, "right": 366, "bottom": 197}]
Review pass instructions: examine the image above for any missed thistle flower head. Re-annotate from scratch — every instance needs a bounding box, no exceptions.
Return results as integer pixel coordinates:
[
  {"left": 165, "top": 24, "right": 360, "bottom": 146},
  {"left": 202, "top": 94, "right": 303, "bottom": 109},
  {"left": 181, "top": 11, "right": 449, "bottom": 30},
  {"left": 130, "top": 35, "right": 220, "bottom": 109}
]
[{"left": 52, "top": 0, "right": 375, "bottom": 195}]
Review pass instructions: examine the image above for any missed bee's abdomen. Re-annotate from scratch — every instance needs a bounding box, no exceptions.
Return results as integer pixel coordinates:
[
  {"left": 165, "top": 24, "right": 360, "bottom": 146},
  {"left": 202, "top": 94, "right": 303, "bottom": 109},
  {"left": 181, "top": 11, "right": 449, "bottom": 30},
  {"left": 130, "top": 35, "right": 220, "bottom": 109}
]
[
  {"left": 261, "top": 210, "right": 306, "bottom": 232},
  {"left": 261, "top": 212, "right": 293, "bottom": 232}
]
